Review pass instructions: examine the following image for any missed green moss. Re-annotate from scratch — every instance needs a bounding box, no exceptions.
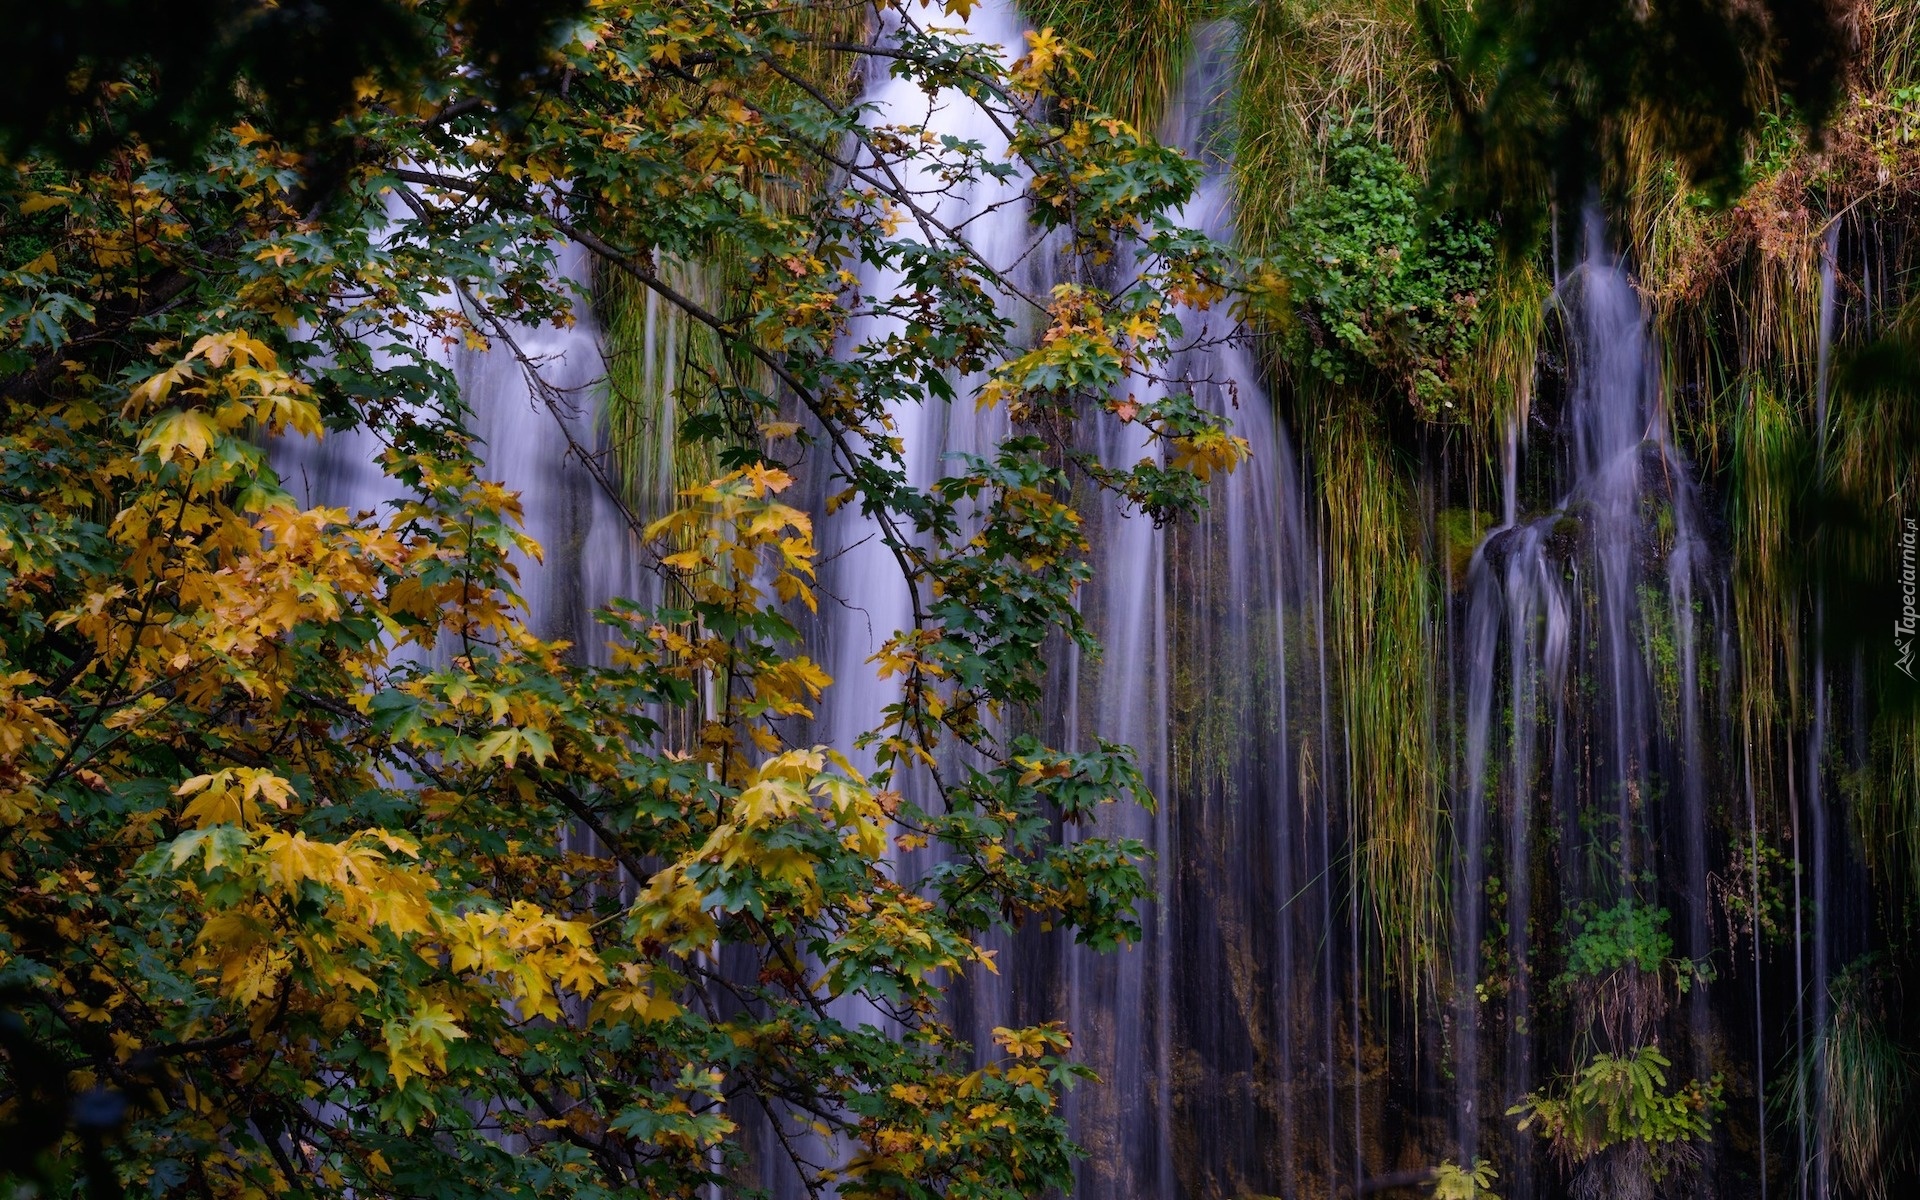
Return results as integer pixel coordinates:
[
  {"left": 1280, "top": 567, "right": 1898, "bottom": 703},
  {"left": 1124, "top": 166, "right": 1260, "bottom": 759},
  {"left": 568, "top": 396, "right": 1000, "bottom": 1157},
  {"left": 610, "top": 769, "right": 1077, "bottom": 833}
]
[
  {"left": 1636, "top": 582, "right": 1681, "bottom": 736},
  {"left": 1436, "top": 506, "right": 1494, "bottom": 580},
  {"left": 1544, "top": 512, "right": 1582, "bottom": 561}
]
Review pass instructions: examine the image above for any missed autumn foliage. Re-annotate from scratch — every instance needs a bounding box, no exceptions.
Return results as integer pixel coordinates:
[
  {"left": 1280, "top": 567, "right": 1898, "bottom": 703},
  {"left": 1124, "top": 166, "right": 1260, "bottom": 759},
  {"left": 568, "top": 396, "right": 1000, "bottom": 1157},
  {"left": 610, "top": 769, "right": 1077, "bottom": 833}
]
[{"left": 0, "top": 0, "right": 1260, "bottom": 1196}]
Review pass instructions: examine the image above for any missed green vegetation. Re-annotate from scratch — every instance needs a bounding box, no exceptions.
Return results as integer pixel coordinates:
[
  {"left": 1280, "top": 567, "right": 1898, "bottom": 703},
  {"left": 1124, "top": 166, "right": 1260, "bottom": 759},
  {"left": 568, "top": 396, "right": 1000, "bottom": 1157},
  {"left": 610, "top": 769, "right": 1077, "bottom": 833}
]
[
  {"left": 7, "top": 0, "right": 1920, "bottom": 1194},
  {"left": 1278, "top": 119, "right": 1496, "bottom": 421},
  {"left": 1561, "top": 901, "right": 1676, "bottom": 980},
  {"left": 595, "top": 262, "right": 728, "bottom": 520},
  {"left": 1430, "top": 1157, "right": 1500, "bottom": 1199},
  {"left": 1510, "top": 1047, "right": 1725, "bottom": 1176},
  {"left": 1315, "top": 404, "right": 1446, "bottom": 988}
]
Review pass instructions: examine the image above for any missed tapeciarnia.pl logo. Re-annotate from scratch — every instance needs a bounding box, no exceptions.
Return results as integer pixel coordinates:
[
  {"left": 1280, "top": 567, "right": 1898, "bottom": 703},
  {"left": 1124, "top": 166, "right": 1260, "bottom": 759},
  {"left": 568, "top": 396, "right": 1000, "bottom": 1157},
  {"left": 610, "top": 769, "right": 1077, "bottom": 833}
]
[{"left": 1899, "top": 517, "right": 1918, "bottom": 679}]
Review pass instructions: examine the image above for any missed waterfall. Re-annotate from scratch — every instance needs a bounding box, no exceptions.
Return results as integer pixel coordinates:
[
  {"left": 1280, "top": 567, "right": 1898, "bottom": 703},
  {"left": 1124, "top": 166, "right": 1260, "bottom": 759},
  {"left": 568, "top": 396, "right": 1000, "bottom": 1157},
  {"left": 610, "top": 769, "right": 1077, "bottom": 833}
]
[
  {"left": 277, "top": 14, "right": 1919, "bottom": 1197},
  {"left": 1051, "top": 25, "right": 1332, "bottom": 1198},
  {"left": 1566, "top": 217, "right": 1661, "bottom": 895},
  {"left": 277, "top": 234, "right": 647, "bottom": 663},
  {"left": 1455, "top": 211, "right": 1718, "bottom": 1183}
]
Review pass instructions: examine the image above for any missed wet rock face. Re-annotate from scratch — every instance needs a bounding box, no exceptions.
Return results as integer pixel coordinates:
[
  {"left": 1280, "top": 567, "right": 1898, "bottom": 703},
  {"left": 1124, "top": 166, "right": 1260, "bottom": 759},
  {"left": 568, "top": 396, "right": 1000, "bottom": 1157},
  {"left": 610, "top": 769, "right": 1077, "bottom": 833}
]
[{"left": 281, "top": 20, "right": 1909, "bottom": 1199}]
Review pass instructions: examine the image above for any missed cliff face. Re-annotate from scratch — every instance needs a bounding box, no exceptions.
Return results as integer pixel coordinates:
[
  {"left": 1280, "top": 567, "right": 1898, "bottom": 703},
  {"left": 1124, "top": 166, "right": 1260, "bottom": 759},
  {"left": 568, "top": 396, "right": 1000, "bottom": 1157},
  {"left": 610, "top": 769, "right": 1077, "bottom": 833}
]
[
  {"left": 518, "top": 4, "right": 1920, "bottom": 1194},
  {"left": 857, "top": 3, "right": 1920, "bottom": 1195}
]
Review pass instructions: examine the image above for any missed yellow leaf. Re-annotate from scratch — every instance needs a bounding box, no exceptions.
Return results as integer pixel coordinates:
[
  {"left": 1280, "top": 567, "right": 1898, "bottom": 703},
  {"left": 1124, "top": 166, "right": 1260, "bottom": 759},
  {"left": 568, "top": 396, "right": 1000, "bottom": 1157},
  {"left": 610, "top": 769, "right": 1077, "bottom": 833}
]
[
  {"left": 472, "top": 728, "right": 525, "bottom": 765},
  {"left": 139, "top": 409, "right": 219, "bottom": 462},
  {"left": 182, "top": 787, "right": 249, "bottom": 830},
  {"left": 126, "top": 363, "right": 196, "bottom": 415},
  {"left": 258, "top": 831, "right": 340, "bottom": 891}
]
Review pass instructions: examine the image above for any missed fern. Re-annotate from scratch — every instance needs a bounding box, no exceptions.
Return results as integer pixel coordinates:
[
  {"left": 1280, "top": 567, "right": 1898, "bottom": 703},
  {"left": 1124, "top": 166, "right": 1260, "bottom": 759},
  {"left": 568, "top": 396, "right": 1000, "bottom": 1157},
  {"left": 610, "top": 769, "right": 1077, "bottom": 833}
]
[
  {"left": 1431, "top": 1157, "right": 1500, "bottom": 1200},
  {"left": 1509, "top": 1047, "right": 1724, "bottom": 1179}
]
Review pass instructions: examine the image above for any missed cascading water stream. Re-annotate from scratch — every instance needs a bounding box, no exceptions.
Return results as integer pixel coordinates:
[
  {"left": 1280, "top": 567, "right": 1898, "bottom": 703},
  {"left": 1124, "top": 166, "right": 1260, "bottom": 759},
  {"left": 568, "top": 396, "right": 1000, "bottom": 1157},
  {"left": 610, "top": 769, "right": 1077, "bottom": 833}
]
[
  {"left": 272, "top": 22, "right": 1918, "bottom": 1197},
  {"left": 1062, "top": 365, "right": 1174, "bottom": 1200},
  {"left": 277, "top": 233, "right": 648, "bottom": 661},
  {"left": 1801, "top": 217, "right": 1841, "bottom": 1200},
  {"left": 1082, "top": 26, "right": 1328, "bottom": 1197},
  {"left": 1458, "top": 211, "right": 1715, "bottom": 1181}
]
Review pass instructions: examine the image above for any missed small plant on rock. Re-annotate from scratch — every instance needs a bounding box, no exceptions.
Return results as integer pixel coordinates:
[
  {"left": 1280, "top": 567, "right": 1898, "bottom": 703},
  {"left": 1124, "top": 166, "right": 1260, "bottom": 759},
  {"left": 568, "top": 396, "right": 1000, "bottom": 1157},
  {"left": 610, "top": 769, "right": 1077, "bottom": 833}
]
[
  {"left": 1510, "top": 1046, "right": 1723, "bottom": 1200},
  {"left": 1431, "top": 1156, "right": 1500, "bottom": 1200}
]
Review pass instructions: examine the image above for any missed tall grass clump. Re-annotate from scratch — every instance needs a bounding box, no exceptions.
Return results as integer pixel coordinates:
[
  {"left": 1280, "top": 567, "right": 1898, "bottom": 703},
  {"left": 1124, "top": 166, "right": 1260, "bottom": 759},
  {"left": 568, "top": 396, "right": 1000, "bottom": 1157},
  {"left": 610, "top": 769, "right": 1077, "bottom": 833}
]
[
  {"left": 1224, "top": 0, "right": 1512, "bottom": 994},
  {"left": 1729, "top": 377, "right": 1808, "bottom": 744},
  {"left": 595, "top": 261, "right": 732, "bottom": 520},
  {"left": 1312, "top": 399, "right": 1447, "bottom": 990},
  {"left": 1231, "top": 0, "right": 1453, "bottom": 253},
  {"left": 592, "top": 0, "right": 865, "bottom": 505},
  {"left": 1774, "top": 956, "right": 1918, "bottom": 1200},
  {"left": 1023, "top": 0, "right": 1215, "bottom": 132}
]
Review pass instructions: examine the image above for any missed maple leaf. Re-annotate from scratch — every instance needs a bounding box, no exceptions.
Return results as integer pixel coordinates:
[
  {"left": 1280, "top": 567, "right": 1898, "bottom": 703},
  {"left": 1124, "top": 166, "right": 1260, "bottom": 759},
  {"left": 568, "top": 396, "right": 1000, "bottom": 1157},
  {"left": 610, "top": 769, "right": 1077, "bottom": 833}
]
[{"left": 139, "top": 409, "right": 219, "bottom": 461}]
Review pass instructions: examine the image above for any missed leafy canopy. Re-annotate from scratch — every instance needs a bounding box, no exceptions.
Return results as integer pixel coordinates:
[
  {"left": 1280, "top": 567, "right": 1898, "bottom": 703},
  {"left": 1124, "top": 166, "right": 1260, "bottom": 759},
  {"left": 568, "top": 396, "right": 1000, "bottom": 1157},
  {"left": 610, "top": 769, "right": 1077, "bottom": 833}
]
[{"left": 0, "top": 0, "right": 1261, "bottom": 1197}]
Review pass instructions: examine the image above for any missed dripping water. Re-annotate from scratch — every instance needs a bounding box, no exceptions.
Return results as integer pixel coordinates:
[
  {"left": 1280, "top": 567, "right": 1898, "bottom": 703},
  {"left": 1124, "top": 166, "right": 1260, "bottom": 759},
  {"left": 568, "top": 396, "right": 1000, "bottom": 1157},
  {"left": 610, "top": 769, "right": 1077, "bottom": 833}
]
[{"left": 1459, "top": 209, "right": 1714, "bottom": 1188}]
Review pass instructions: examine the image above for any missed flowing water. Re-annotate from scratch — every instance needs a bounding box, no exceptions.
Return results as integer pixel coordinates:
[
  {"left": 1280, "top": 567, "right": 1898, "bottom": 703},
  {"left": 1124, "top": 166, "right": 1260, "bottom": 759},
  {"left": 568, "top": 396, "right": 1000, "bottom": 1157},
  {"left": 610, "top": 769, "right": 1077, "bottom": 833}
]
[
  {"left": 1042, "top": 29, "right": 1336, "bottom": 1197},
  {"left": 1458, "top": 214, "right": 1717, "bottom": 1187},
  {"left": 289, "top": 15, "right": 1906, "bottom": 1199},
  {"left": 278, "top": 235, "right": 647, "bottom": 662}
]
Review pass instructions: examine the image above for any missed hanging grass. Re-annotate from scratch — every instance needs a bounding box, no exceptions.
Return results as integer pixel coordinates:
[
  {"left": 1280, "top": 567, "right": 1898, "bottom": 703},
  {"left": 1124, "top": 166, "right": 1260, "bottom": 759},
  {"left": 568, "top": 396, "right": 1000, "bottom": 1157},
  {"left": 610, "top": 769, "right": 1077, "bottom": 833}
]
[
  {"left": 1022, "top": 0, "right": 1214, "bottom": 132},
  {"left": 1863, "top": 0, "right": 1920, "bottom": 96},
  {"left": 1310, "top": 397, "right": 1448, "bottom": 990},
  {"left": 1458, "top": 256, "right": 1549, "bottom": 436},
  {"left": 595, "top": 260, "right": 732, "bottom": 520},
  {"left": 1231, "top": 0, "right": 1452, "bottom": 255},
  {"left": 1846, "top": 710, "right": 1920, "bottom": 910},
  {"left": 1729, "top": 376, "right": 1807, "bottom": 753},
  {"left": 1820, "top": 966, "right": 1916, "bottom": 1200},
  {"left": 1827, "top": 299, "right": 1920, "bottom": 898},
  {"left": 591, "top": 0, "right": 867, "bottom": 504}
]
